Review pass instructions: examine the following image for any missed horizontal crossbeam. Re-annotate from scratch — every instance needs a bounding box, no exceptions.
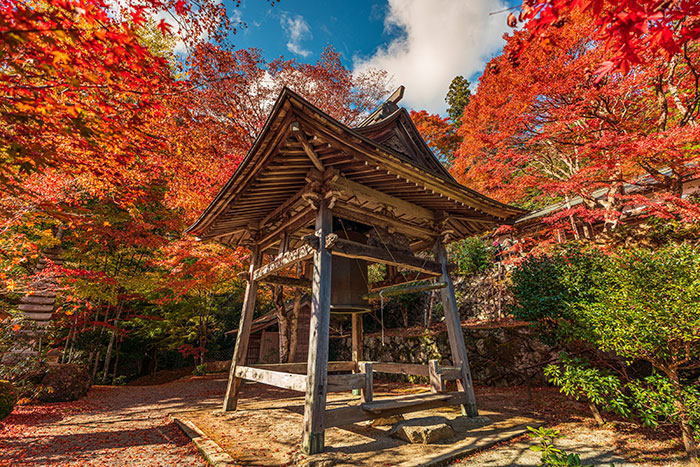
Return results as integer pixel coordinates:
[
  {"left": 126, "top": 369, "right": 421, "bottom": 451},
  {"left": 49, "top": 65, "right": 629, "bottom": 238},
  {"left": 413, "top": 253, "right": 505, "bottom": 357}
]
[
  {"left": 252, "top": 244, "right": 315, "bottom": 282},
  {"left": 323, "top": 391, "right": 467, "bottom": 428},
  {"left": 235, "top": 365, "right": 367, "bottom": 392},
  {"left": 304, "top": 234, "right": 453, "bottom": 276}
]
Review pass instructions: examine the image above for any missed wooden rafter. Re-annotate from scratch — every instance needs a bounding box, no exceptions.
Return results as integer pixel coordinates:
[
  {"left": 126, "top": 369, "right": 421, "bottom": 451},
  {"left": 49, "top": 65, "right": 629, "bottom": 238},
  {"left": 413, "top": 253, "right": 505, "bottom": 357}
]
[{"left": 291, "top": 122, "right": 324, "bottom": 172}]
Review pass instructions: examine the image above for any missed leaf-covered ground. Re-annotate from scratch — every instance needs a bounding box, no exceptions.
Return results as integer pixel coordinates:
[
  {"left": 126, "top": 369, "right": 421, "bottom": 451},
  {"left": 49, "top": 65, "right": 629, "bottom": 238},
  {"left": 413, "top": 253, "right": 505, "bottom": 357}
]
[
  {"left": 0, "top": 375, "right": 687, "bottom": 466},
  {"left": 0, "top": 375, "right": 227, "bottom": 466}
]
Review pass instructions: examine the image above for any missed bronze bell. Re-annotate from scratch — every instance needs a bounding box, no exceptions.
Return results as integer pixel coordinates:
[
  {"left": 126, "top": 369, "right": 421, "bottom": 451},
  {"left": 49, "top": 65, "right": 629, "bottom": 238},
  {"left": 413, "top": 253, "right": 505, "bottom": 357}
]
[{"left": 330, "top": 230, "right": 369, "bottom": 313}]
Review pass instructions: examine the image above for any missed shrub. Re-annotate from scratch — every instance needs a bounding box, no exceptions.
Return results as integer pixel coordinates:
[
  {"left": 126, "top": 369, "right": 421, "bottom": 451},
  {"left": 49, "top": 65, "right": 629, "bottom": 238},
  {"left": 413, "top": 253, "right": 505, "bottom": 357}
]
[
  {"left": 508, "top": 245, "right": 603, "bottom": 341},
  {"left": 450, "top": 237, "right": 492, "bottom": 276},
  {"left": 514, "top": 244, "right": 700, "bottom": 461},
  {"left": 0, "top": 380, "right": 16, "bottom": 420},
  {"left": 544, "top": 354, "right": 629, "bottom": 425},
  {"left": 192, "top": 364, "right": 207, "bottom": 376},
  {"left": 627, "top": 374, "right": 700, "bottom": 434},
  {"left": 38, "top": 364, "right": 90, "bottom": 402},
  {"left": 527, "top": 426, "right": 605, "bottom": 467}
]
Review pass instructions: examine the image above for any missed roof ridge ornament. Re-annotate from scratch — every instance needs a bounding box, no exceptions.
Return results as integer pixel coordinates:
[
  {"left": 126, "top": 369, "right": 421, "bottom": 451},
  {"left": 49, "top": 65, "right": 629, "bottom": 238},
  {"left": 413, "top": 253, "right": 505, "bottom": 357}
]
[{"left": 357, "top": 85, "right": 405, "bottom": 127}]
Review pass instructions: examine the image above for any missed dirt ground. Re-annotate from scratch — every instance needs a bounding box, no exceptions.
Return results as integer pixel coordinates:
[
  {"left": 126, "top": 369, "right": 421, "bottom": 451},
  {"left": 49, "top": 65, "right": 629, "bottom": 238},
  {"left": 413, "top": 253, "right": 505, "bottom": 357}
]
[
  {"left": 2, "top": 373, "right": 689, "bottom": 466},
  {"left": 180, "top": 382, "right": 690, "bottom": 466},
  {"left": 182, "top": 382, "right": 539, "bottom": 466}
]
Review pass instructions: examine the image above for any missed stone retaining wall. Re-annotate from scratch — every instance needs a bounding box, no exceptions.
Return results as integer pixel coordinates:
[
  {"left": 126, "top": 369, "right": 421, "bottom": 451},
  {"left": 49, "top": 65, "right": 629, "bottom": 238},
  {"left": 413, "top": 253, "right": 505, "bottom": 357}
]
[{"left": 330, "top": 324, "right": 555, "bottom": 387}]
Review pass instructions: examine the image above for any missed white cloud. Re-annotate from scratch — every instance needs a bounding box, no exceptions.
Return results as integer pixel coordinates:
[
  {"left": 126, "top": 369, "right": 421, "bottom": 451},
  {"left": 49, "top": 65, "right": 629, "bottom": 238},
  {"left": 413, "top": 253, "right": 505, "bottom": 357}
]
[
  {"left": 354, "top": 0, "right": 510, "bottom": 114},
  {"left": 281, "top": 12, "right": 312, "bottom": 57}
]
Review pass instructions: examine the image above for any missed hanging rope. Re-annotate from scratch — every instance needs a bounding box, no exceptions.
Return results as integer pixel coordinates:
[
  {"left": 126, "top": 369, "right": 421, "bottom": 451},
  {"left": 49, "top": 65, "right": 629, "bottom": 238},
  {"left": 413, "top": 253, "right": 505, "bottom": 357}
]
[{"left": 379, "top": 289, "right": 385, "bottom": 346}]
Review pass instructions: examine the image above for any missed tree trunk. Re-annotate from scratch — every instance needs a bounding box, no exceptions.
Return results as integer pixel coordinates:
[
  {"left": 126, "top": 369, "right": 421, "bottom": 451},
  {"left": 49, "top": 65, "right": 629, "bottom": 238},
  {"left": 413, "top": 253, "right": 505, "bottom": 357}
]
[
  {"left": 102, "top": 304, "right": 122, "bottom": 382},
  {"left": 111, "top": 336, "right": 122, "bottom": 385},
  {"left": 288, "top": 295, "right": 302, "bottom": 363},
  {"left": 91, "top": 350, "right": 101, "bottom": 383},
  {"left": 426, "top": 290, "right": 435, "bottom": 328},
  {"left": 588, "top": 401, "right": 605, "bottom": 426},
  {"left": 665, "top": 367, "right": 698, "bottom": 463},
  {"left": 274, "top": 286, "right": 290, "bottom": 363}
]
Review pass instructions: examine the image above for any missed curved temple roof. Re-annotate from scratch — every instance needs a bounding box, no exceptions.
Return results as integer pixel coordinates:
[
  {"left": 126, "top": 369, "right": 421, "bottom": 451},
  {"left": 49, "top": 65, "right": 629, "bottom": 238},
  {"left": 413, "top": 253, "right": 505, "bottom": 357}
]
[{"left": 187, "top": 88, "right": 526, "bottom": 253}]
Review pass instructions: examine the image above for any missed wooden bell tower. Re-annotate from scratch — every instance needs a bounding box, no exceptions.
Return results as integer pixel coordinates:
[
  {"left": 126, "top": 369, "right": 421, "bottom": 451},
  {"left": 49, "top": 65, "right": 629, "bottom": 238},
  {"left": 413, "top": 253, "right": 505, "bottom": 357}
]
[{"left": 187, "top": 87, "right": 525, "bottom": 454}]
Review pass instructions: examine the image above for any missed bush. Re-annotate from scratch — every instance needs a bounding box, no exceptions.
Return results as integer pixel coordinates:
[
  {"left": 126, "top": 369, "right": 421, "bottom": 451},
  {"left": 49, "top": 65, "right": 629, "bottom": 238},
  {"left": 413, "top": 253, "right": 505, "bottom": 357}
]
[
  {"left": 527, "top": 426, "right": 612, "bottom": 467},
  {"left": 192, "top": 364, "right": 207, "bottom": 376},
  {"left": 0, "top": 380, "right": 16, "bottom": 420},
  {"left": 516, "top": 244, "right": 700, "bottom": 460},
  {"left": 450, "top": 237, "right": 492, "bottom": 276},
  {"left": 508, "top": 245, "right": 603, "bottom": 341},
  {"left": 544, "top": 354, "right": 629, "bottom": 424},
  {"left": 38, "top": 364, "right": 90, "bottom": 402}
]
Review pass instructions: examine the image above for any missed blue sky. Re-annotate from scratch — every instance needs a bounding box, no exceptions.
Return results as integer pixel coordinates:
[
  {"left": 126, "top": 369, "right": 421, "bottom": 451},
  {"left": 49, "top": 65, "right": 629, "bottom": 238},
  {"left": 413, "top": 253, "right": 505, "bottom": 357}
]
[{"left": 224, "top": 0, "right": 518, "bottom": 115}]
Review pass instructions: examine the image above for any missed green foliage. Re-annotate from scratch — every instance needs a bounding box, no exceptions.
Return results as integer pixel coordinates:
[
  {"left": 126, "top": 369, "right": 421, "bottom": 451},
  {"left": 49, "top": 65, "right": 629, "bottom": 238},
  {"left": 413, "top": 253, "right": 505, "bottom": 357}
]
[
  {"left": 449, "top": 237, "right": 492, "bottom": 276},
  {"left": 527, "top": 426, "right": 601, "bottom": 467},
  {"left": 515, "top": 244, "right": 700, "bottom": 455},
  {"left": 627, "top": 374, "right": 700, "bottom": 435},
  {"left": 445, "top": 75, "right": 471, "bottom": 125},
  {"left": 577, "top": 245, "right": 700, "bottom": 366},
  {"left": 508, "top": 245, "right": 603, "bottom": 340},
  {"left": 544, "top": 354, "right": 629, "bottom": 417},
  {"left": 192, "top": 364, "right": 207, "bottom": 376},
  {"left": 0, "top": 380, "right": 16, "bottom": 420}
]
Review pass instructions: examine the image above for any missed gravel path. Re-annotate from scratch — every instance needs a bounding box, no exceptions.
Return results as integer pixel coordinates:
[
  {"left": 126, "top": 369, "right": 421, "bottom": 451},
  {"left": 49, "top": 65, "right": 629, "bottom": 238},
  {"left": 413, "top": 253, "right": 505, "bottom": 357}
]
[
  {"left": 0, "top": 375, "right": 228, "bottom": 467},
  {"left": 452, "top": 425, "right": 639, "bottom": 467}
]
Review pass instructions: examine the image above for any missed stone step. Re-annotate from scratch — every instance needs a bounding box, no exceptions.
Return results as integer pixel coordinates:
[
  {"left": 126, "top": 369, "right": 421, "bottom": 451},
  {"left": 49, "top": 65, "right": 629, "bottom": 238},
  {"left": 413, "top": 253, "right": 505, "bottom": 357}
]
[
  {"left": 25, "top": 291, "right": 57, "bottom": 299},
  {"left": 19, "top": 303, "right": 54, "bottom": 313},
  {"left": 22, "top": 312, "right": 53, "bottom": 321},
  {"left": 38, "top": 258, "right": 63, "bottom": 266},
  {"left": 20, "top": 295, "right": 56, "bottom": 305}
]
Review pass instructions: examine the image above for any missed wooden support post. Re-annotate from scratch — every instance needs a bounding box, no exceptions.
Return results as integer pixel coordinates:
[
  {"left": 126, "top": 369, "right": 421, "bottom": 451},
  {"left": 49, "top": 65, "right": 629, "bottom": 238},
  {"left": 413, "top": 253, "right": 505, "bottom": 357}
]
[
  {"left": 301, "top": 200, "right": 332, "bottom": 454},
  {"left": 223, "top": 245, "right": 261, "bottom": 411},
  {"left": 351, "top": 314, "right": 364, "bottom": 365},
  {"left": 351, "top": 313, "right": 364, "bottom": 396},
  {"left": 433, "top": 239, "right": 478, "bottom": 417},
  {"left": 428, "top": 360, "right": 445, "bottom": 393},
  {"left": 359, "top": 362, "right": 373, "bottom": 403}
]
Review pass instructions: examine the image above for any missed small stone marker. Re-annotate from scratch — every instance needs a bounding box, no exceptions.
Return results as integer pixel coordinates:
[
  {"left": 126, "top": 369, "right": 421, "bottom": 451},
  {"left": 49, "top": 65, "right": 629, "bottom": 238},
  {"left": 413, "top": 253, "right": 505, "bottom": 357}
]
[{"left": 390, "top": 417, "right": 456, "bottom": 444}]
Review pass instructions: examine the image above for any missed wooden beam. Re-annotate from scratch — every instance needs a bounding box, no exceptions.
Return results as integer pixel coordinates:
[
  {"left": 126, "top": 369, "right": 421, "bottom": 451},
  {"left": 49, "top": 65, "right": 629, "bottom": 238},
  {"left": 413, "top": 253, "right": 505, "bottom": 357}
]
[
  {"left": 291, "top": 122, "right": 324, "bottom": 172},
  {"left": 359, "top": 362, "right": 373, "bottom": 403},
  {"left": 302, "top": 200, "right": 333, "bottom": 455},
  {"left": 327, "top": 373, "right": 367, "bottom": 392},
  {"left": 351, "top": 314, "right": 363, "bottom": 364},
  {"left": 331, "top": 200, "right": 435, "bottom": 241},
  {"left": 260, "top": 275, "right": 312, "bottom": 289},
  {"left": 258, "top": 208, "right": 315, "bottom": 249},
  {"left": 323, "top": 392, "right": 467, "bottom": 428},
  {"left": 326, "top": 172, "right": 435, "bottom": 222},
  {"left": 253, "top": 244, "right": 316, "bottom": 281},
  {"left": 260, "top": 185, "right": 310, "bottom": 227},
  {"left": 361, "top": 393, "right": 453, "bottom": 414},
  {"left": 223, "top": 245, "right": 261, "bottom": 411},
  {"left": 368, "top": 273, "right": 434, "bottom": 291},
  {"left": 371, "top": 362, "right": 429, "bottom": 377},
  {"left": 363, "top": 282, "right": 446, "bottom": 300},
  {"left": 234, "top": 366, "right": 363, "bottom": 392},
  {"left": 428, "top": 360, "right": 445, "bottom": 393},
  {"left": 235, "top": 365, "right": 307, "bottom": 392},
  {"left": 352, "top": 315, "right": 364, "bottom": 396},
  {"left": 434, "top": 239, "right": 478, "bottom": 417},
  {"left": 250, "top": 361, "right": 356, "bottom": 374},
  {"left": 307, "top": 234, "right": 452, "bottom": 277}
]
